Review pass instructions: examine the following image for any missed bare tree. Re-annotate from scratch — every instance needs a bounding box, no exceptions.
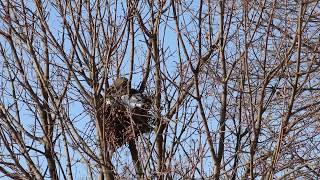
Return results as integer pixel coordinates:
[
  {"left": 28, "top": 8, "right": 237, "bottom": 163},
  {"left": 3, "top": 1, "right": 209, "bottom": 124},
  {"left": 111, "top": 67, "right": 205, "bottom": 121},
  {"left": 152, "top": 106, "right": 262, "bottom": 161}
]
[{"left": 1, "top": 0, "right": 320, "bottom": 179}]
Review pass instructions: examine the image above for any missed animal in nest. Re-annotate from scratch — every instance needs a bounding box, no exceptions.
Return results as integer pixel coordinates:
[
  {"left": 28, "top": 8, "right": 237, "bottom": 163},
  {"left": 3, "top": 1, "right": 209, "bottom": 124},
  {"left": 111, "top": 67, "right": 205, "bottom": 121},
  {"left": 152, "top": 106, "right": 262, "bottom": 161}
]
[{"left": 101, "top": 77, "right": 154, "bottom": 149}]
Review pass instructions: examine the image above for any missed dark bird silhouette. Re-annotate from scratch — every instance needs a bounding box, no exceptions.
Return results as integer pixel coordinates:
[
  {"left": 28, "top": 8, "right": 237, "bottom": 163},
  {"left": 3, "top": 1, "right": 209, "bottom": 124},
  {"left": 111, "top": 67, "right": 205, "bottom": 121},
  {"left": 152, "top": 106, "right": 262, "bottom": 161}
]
[
  {"left": 108, "top": 77, "right": 140, "bottom": 96},
  {"left": 109, "top": 77, "right": 128, "bottom": 95}
]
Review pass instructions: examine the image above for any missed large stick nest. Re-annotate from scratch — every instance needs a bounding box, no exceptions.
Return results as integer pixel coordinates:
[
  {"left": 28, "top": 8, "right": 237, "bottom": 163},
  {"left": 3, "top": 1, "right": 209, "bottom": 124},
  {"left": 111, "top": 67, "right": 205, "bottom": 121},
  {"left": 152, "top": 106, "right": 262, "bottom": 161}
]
[{"left": 95, "top": 78, "right": 154, "bottom": 150}]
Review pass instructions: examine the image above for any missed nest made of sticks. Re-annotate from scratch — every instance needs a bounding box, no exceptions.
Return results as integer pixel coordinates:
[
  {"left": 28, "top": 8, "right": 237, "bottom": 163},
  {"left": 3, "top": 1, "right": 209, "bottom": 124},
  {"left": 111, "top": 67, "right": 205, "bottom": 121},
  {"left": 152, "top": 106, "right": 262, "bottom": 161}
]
[
  {"left": 100, "top": 94, "right": 153, "bottom": 149},
  {"left": 93, "top": 78, "right": 153, "bottom": 150}
]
